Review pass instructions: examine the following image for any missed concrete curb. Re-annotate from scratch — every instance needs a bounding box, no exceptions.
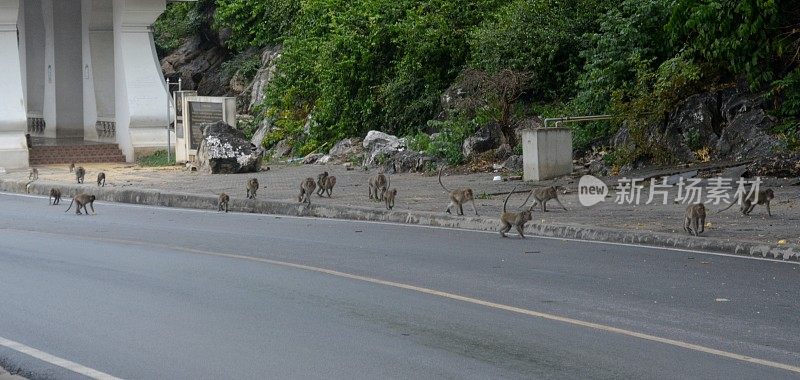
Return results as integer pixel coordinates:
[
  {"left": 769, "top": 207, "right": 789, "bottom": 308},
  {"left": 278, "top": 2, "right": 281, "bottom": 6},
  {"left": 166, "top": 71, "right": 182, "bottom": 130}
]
[{"left": 3, "top": 178, "right": 798, "bottom": 261}]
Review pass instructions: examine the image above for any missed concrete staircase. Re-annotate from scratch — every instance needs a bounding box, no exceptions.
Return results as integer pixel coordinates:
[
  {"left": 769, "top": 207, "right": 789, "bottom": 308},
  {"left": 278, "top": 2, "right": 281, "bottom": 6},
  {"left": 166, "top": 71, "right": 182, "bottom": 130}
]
[{"left": 29, "top": 144, "right": 127, "bottom": 165}]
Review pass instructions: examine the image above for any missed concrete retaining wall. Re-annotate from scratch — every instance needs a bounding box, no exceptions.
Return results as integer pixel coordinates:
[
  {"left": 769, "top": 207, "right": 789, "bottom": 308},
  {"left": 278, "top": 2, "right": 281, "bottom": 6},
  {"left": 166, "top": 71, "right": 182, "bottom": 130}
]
[{"left": 3, "top": 178, "right": 797, "bottom": 261}]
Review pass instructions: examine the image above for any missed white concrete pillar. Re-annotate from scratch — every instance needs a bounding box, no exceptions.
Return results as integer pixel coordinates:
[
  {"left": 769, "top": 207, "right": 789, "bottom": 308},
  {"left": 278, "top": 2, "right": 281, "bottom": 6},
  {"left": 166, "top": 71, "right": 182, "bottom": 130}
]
[
  {"left": 0, "top": 0, "right": 29, "bottom": 169},
  {"left": 113, "top": 0, "right": 168, "bottom": 161},
  {"left": 522, "top": 128, "right": 573, "bottom": 181}
]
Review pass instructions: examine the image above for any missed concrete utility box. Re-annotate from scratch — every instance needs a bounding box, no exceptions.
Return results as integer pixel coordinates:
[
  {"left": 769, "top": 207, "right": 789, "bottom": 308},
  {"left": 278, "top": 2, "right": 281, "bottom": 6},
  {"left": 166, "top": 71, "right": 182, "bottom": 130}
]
[
  {"left": 522, "top": 128, "right": 573, "bottom": 181},
  {"left": 179, "top": 96, "right": 236, "bottom": 163}
]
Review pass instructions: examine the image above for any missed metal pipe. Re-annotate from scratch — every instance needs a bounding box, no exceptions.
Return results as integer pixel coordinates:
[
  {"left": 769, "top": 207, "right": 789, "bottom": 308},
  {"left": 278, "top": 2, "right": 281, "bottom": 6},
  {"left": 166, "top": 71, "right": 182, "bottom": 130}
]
[{"left": 543, "top": 114, "right": 613, "bottom": 128}]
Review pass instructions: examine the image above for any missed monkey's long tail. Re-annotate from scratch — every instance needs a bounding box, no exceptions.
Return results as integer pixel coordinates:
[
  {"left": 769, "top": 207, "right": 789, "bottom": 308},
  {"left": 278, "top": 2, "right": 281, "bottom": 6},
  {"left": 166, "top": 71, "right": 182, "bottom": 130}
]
[
  {"left": 717, "top": 197, "right": 739, "bottom": 213},
  {"left": 519, "top": 189, "right": 534, "bottom": 209},
  {"left": 65, "top": 198, "right": 75, "bottom": 213},
  {"left": 437, "top": 167, "right": 450, "bottom": 193},
  {"left": 503, "top": 185, "right": 517, "bottom": 213}
]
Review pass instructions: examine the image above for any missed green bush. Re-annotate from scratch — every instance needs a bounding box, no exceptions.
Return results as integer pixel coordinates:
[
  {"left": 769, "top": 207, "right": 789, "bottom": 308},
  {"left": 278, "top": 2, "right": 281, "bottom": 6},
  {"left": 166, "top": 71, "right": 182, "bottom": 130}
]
[
  {"left": 215, "top": 0, "right": 300, "bottom": 51},
  {"left": 153, "top": 3, "right": 194, "bottom": 55},
  {"left": 425, "top": 117, "right": 478, "bottom": 165},
  {"left": 406, "top": 132, "right": 432, "bottom": 152},
  {"left": 137, "top": 150, "right": 175, "bottom": 167}
]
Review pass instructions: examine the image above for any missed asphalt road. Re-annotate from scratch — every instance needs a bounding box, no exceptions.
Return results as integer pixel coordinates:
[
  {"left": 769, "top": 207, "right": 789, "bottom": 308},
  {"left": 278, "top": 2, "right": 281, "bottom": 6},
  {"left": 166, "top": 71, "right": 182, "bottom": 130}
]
[{"left": 0, "top": 193, "right": 798, "bottom": 379}]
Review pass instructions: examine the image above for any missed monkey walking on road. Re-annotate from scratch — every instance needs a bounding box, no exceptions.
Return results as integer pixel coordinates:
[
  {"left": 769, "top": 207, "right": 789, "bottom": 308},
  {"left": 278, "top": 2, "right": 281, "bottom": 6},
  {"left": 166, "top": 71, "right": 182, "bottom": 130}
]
[
  {"left": 499, "top": 186, "right": 533, "bottom": 238},
  {"left": 65, "top": 193, "right": 96, "bottom": 215},
  {"left": 438, "top": 168, "right": 477, "bottom": 216},
  {"left": 49, "top": 188, "right": 62, "bottom": 205}
]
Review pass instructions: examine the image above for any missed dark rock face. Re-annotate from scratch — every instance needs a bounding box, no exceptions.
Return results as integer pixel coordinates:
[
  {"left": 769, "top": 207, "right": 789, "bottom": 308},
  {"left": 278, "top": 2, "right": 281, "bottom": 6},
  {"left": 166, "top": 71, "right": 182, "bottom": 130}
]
[
  {"left": 746, "top": 154, "right": 800, "bottom": 178},
  {"left": 616, "top": 89, "right": 782, "bottom": 164},
  {"left": 462, "top": 124, "right": 499, "bottom": 158},
  {"left": 161, "top": 35, "right": 232, "bottom": 96},
  {"left": 381, "top": 150, "right": 436, "bottom": 173},
  {"left": 197, "top": 121, "right": 262, "bottom": 174},
  {"left": 716, "top": 92, "right": 780, "bottom": 160},
  {"left": 503, "top": 155, "right": 523, "bottom": 170}
]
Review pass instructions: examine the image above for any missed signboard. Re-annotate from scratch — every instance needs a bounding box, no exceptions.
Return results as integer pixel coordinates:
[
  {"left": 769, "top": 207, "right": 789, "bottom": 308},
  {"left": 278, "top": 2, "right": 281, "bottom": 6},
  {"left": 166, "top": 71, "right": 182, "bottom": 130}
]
[
  {"left": 173, "top": 91, "right": 197, "bottom": 139},
  {"left": 187, "top": 102, "right": 224, "bottom": 150}
]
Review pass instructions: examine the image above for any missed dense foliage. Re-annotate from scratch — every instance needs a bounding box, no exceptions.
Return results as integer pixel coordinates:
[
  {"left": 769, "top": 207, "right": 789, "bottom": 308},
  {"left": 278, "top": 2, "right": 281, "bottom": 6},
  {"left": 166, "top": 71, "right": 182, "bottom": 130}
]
[{"left": 155, "top": 0, "right": 800, "bottom": 163}]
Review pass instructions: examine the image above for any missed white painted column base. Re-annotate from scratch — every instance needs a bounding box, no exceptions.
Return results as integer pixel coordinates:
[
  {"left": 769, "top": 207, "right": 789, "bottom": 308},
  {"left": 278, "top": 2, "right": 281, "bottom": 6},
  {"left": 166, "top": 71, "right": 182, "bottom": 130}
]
[
  {"left": 114, "top": 0, "right": 169, "bottom": 161},
  {"left": 0, "top": 0, "right": 29, "bottom": 169}
]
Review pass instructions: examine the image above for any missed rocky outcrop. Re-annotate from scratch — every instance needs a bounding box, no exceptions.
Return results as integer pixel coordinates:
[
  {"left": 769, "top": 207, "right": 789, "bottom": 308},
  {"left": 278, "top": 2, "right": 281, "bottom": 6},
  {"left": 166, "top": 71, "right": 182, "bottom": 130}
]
[
  {"left": 462, "top": 125, "right": 499, "bottom": 159},
  {"left": 615, "top": 88, "right": 783, "bottom": 164},
  {"left": 363, "top": 131, "right": 406, "bottom": 166},
  {"left": 746, "top": 153, "right": 800, "bottom": 178},
  {"left": 161, "top": 35, "right": 232, "bottom": 96},
  {"left": 196, "top": 121, "right": 262, "bottom": 174},
  {"left": 242, "top": 46, "right": 282, "bottom": 113}
]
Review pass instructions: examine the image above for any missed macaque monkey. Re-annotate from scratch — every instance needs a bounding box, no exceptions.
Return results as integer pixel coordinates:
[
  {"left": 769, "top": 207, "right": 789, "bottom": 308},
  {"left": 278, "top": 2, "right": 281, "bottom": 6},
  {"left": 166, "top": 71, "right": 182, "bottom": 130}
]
[
  {"left": 718, "top": 188, "right": 774, "bottom": 217},
  {"left": 75, "top": 166, "right": 86, "bottom": 184},
  {"left": 368, "top": 173, "right": 388, "bottom": 201},
  {"left": 499, "top": 186, "right": 533, "bottom": 238},
  {"left": 28, "top": 168, "right": 39, "bottom": 180},
  {"left": 97, "top": 172, "right": 106, "bottom": 187},
  {"left": 69, "top": 162, "right": 75, "bottom": 173},
  {"left": 522, "top": 186, "right": 567, "bottom": 212},
  {"left": 438, "top": 168, "right": 477, "bottom": 216},
  {"left": 384, "top": 188, "right": 397, "bottom": 210},
  {"left": 246, "top": 178, "right": 259, "bottom": 199},
  {"left": 316, "top": 171, "right": 337, "bottom": 197},
  {"left": 218, "top": 192, "right": 230, "bottom": 213},
  {"left": 65, "top": 193, "right": 96, "bottom": 215},
  {"left": 298, "top": 177, "right": 316, "bottom": 204},
  {"left": 49, "top": 188, "right": 62, "bottom": 205},
  {"left": 684, "top": 203, "right": 706, "bottom": 236}
]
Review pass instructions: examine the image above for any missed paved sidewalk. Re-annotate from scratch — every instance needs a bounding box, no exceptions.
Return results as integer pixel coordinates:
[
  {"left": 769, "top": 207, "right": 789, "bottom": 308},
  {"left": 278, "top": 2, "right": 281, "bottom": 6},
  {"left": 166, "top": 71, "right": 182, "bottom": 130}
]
[{"left": 6, "top": 162, "right": 800, "bottom": 247}]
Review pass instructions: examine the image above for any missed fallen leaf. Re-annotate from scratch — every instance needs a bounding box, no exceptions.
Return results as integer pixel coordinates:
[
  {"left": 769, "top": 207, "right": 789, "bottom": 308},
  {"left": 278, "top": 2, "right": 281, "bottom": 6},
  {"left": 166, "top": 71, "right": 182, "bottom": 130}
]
[
  {"left": 705, "top": 222, "right": 712, "bottom": 228},
  {"left": 777, "top": 239, "right": 787, "bottom": 245}
]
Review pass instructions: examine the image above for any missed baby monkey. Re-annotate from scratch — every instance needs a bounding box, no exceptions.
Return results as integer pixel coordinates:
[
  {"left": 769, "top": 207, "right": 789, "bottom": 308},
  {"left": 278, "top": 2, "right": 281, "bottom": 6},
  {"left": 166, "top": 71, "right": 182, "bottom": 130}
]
[
  {"left": 684, "top": 203, "right": 706, "bottom": 236},
  {"left": 384, "top": 177, "right": 398, "bottom": 211},
  {"left": 316, "top": 171, "right": 337, "bottom": 197},
  {"left": 218, "top": 192, "right": 230, "bottom": 213},
  {"left": 49, "top": 188, "right": 62, "bottom": 205},
  {"left": 500, "top": 186, "right": 533, "bottom": 238},
  {"left": 522, "top": 186, "right": 567, "bottom": 212},
  {"left": 65, "top": 193, "right": 96, "bottom": 215},
  {"left": 29, "top": 168, "right": 39, "bottom": 180},
  {"left": 246, "top": 178, "right": 259, "bottom": 199},
  {"left": 298, "top": 177, "right": 316, "bottom": 204},
  {"left": 97, "top": 172, "right": 106, "bottom": 187},
  {"left": 438, "top": 168, "right": 477, "bottom": 216},
  {"left": 718, "top": 188, "right": 774, "bottom": 217},
  {"left": 75, "top": 166, "right": 86, "bottom": 184}
]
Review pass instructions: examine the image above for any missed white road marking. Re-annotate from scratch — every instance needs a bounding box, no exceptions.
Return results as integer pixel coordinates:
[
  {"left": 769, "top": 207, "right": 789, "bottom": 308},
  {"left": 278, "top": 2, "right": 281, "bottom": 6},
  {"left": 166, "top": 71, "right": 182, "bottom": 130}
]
[
  {"left": 0, "top": 336, "right": 122, "bottom": 380},
  {"left": 5, "top": 227, "right": 800, "bottom": 375},
  {"left": 3, "top": 191, "right": 795, "bottom": 265}
]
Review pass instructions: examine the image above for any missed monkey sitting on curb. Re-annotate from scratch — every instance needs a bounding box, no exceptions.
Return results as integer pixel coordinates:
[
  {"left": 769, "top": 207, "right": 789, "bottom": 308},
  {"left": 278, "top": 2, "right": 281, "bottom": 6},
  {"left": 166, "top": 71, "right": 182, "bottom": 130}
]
[{"left": 298, "top": 177, "right": 316, "bottom": 204}]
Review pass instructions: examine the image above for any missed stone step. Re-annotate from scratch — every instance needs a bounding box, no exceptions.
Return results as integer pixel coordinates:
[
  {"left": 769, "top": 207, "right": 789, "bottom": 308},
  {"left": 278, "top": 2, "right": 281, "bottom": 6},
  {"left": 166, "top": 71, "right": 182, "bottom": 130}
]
[{"left": 29, "top": 144, "right": 127, "bottom": 165}]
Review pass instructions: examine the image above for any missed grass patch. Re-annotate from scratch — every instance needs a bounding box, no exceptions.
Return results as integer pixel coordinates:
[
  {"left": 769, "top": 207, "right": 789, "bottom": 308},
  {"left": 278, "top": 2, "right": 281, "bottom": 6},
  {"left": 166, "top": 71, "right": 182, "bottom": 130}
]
[{"left": 137, "top": 150, "right": 175, "bottom": 167}]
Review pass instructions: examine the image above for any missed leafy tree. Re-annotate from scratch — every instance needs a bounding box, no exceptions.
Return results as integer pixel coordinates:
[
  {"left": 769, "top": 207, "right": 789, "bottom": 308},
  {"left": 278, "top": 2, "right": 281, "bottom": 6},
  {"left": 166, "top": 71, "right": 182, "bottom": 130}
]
[{"left": 215, "top": 0, "right": 300, "bottom": 50}]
